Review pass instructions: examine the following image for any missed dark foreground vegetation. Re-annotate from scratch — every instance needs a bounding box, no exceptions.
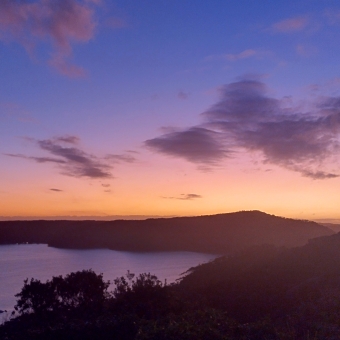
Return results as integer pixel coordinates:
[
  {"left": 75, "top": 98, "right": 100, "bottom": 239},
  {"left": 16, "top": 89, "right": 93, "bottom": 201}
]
[
  {"left": 0, "top": 211, "right": 333, "bottom": 253},
  {"left": 3, "top": 232, "right": 340, "bottom": 339}
]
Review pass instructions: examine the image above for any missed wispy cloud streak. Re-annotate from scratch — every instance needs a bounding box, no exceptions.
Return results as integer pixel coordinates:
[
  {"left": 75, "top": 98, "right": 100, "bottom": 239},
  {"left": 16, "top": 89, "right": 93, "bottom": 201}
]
[
  {"left": 178, "top": 91, "right": 190, "bottom": 100},
  {"left": 105, "top": 153, "right": 137, "bottom": 163},
  {"left": 5, "top": 135, "right": 113, "bottom": 179},
  {"left": 225, "top": 49, "right": 257, "bottom": 61},
  {"left": 162, "top": 194, "right": 202, "bottom": 200},
  {"left": 205, "top": 49, "right": 264, "bottom": 62},
  {"left": 272, "top": 16, "right": 309, "bottom": 33}
]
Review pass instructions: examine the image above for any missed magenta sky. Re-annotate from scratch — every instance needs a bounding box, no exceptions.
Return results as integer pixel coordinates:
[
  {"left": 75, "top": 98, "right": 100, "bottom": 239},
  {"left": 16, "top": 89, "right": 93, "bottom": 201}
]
[{"left": 1, "top": 0, "right": 340, "bottom": 220}]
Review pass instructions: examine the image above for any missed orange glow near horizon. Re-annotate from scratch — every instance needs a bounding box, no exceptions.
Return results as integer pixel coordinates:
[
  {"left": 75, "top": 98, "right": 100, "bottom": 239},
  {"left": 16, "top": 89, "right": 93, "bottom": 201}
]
[{"left": 1, "top": 154, "right": 340, "bottom": 221}]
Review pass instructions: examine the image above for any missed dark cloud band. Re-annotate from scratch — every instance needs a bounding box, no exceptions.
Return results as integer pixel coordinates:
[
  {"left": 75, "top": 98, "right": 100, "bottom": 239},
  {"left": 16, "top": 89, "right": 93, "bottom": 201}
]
[
  {"left": 146, "top": 79, "right": 340, "bottom": 179},
  {"left": 5, "top": 136, "right": 113, "bottom": 179},
  {"left": 145, "top": 127, "right": 228, "bottom": 164},
  {"left": 5, "top": 135, "right": 139, "bottom": 179},
  {"left": 162, "top": 194, "right": 202, "bottom": 200}
]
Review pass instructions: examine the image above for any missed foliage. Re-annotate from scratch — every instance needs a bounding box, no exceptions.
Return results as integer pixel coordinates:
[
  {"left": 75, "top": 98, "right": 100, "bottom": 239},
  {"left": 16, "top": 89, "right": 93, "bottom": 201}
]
[
  {"left": 14, "top": 269, "right": 110, "bottom": 317},
  {"left": 136, "top": 309, "right": 278, "bottom": 340},
  {"left": 111, "top": 273, "right": 177, "bottom": 318},
  {"left": 5, "top": 235, "right": 340, "bottom": 338}
]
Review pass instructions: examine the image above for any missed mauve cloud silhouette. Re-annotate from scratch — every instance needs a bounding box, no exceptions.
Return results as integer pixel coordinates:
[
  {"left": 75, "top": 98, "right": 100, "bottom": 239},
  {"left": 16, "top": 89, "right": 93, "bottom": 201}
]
[
  {"left": 146, "top": 79, "right": 340, "bottom": 179},
  {"left": 0, "top": 0, "right": 100, "bottom": 77},
  {"left": 5, "top": 135, "right": 140, "bottom": 179}
]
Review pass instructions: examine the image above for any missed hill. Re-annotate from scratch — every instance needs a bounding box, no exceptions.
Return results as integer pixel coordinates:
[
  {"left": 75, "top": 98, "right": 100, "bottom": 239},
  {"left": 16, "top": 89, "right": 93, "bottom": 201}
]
[
  {"left": 176, "top": 231, "right": 340, "bottom": 336},
  {"left": 0, "top": 211, "right": 333, "bottom": 254},
  {"left": 3, "top": 228, "right": 340, "bottom": 338},
  {"left": 320, "top": 222, "right": 340, "bottom": 233}
]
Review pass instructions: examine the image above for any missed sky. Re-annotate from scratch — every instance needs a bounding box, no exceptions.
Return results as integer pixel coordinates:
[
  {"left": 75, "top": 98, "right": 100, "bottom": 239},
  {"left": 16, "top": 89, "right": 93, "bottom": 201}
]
[{"left": 1, "top": 0, "right": 340, "bottom": 221}]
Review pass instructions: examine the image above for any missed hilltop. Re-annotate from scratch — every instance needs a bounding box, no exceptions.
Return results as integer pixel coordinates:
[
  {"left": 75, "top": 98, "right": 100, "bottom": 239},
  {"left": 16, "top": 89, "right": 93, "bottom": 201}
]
[{"left": 0, "top": 211, "right": 333, "bottom": 254}]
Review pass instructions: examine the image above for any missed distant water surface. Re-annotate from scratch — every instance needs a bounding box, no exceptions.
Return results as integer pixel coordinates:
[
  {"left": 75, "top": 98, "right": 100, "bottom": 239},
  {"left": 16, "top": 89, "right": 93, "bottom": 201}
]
[{"left": 0, "top": 244, "right": 218, "bottom": 313}]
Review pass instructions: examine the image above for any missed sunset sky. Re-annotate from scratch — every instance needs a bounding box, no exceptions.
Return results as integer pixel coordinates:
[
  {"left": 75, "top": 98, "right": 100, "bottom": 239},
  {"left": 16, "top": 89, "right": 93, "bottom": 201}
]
[{"left": 1, "top": 0, "right": 340, "bottom": 221}]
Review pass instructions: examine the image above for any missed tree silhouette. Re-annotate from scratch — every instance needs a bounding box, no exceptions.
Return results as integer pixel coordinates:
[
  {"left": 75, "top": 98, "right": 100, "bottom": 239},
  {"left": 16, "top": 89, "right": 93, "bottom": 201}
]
[{"left": 14, "top": 269, "right": 110, "bottom": 317}]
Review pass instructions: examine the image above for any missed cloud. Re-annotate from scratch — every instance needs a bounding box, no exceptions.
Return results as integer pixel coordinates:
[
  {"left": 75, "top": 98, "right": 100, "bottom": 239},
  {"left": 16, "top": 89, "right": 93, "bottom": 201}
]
[
  {"left": 50, "top": 188, "right": 63, "bottom": 192},
  {"left": 178, "top": 91, "right": 190, "bottom": 100},
  {"left": 272, "top": 16, "right": 308, "bottom": 33},
  {"left": 0, "top": 102, "right": 34, "bottom": 122},
  {"left": 105, "top": 153, "right": 137, "bottom": 163},
  {"left": 0, "top": 0, "right": 100, "bottom": 77},
  {"left": 49, "top": 56, "right": 86, "bottom": 77},
  {"left": 202, "top": 79, "right": 279, "bottom": 122},
  {"left": 181, "top": 194, "right": 202, "bottom": 200},
  {"left": 146, "top": 78, "right": 340, "bottom": 179},
  {"left": 54, "top": 135, "right": 80, "bottom": 144},
  {"left": 145, "top": 127, "right": 228, "bottom": 164},
  {"left": 297, "top": 169, "right": 338, "bottom": 180},
  {"left": 5, "top": 135, "right": 113, "bottom": 179},
  {"left": 37, "top": 138, "right": 112, "bottom": 178},
  {"left": 205, "top": 49, "right": 262, "bottom": 62},
  {"left": 162, "top": 193, "right": 202, "bottom": 200},
  {"left": 296, "top": 44, "right": 317, "bottom": 57},
  {"left": 5, "top": 153, "right": 67, "bottom": 164},
  {"left": 224, "top": 49, "right": 257, "bottom": 61}
]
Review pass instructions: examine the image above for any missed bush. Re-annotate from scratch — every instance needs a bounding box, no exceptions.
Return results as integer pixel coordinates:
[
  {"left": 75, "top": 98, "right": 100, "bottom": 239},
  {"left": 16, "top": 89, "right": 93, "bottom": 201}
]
[
  {"left": 112, "top": 273, "right": 175, "bottom": 318},
  {"left": 14, "top": 269, "right": 110, "bottom": 317}
]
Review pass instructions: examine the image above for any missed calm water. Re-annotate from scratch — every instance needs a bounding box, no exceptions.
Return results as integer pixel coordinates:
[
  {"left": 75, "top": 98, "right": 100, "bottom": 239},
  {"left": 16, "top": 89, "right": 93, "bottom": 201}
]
[{"left": 0, "top": 244, "right": 217, "bottom": 313}]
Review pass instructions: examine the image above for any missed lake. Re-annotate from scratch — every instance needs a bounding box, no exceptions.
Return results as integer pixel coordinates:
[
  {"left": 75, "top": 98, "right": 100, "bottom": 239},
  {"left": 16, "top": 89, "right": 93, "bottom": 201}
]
[{"left": 0, "top": 244, "right": 218, "bottom": 315}]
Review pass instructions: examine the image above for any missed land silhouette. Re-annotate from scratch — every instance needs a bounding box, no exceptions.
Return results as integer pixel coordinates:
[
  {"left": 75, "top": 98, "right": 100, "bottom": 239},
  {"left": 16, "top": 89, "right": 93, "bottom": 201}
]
[
  {"left": 3, "top": 230, "right": 340, "bottom": 338},
  {"left": 320, "top": 222, "right": 340, "bottom": 233},
  {"left": 0, "top": 211, "right": 333, "bottom": 254}
]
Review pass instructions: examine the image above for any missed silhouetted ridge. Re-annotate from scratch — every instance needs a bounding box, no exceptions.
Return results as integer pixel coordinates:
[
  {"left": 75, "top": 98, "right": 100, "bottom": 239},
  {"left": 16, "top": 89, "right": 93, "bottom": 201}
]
[
  {"left": 0, "top": 211, "right": 333, "bottom": 253},
  {"left": 4, "top": 231, "right": 340, "bottom": 338},
  {"left": 320, "top": 222, "right": 340, "bottom": 233},
  {"left": 178, "top": 230, "right": 340, "bottom": 327}
]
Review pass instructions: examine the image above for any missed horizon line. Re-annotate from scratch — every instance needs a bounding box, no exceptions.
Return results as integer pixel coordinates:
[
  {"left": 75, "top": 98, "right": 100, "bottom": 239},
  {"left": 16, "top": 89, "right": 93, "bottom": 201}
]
[{"left": 0, "top": 211, "right": 339, "bottom": 224}]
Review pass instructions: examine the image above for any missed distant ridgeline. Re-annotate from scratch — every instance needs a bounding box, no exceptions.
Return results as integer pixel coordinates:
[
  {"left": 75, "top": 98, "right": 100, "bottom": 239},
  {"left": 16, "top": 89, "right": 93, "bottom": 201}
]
[{"left": 0, "top": 211, "right": 334, "bottom": 254}]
